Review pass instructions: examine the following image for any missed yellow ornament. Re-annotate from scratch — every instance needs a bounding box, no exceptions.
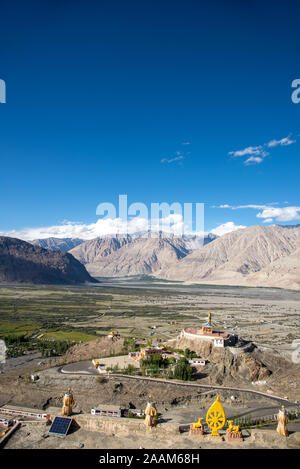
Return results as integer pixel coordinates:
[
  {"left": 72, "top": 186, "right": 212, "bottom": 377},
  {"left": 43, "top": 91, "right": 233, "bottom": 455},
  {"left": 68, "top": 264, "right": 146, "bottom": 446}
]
[
  {"left": 192, "top": 417, "right": 204, "bottom": 430},
  {"left": 206, "top": 395, "right": 226, "bottom": 436},
  {"left": 227, "top": 420, "right": 240, "bottom": 433}
]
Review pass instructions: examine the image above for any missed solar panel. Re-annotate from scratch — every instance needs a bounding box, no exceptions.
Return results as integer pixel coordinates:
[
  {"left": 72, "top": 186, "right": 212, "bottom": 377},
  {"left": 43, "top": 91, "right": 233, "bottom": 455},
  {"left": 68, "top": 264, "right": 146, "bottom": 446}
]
[{"left": 48, "top": 416, "right": 73, "bottom": 437}]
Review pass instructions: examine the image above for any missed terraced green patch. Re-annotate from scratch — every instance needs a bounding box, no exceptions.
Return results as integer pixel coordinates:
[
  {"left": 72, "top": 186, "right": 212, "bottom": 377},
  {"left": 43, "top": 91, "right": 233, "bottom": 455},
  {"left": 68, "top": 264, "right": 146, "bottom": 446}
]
[
  {"left": 42, "top": 330, "right": 97, "bottom": 342},
  {"left": 0, "top": 320, "right": 39, "bottom": 338}
]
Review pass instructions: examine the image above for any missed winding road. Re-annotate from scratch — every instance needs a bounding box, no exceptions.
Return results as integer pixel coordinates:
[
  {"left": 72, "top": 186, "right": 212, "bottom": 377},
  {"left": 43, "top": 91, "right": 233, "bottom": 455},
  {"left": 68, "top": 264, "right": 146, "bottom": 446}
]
[{"left": 59, "top": 362, "right": 297, "bottom": 406}]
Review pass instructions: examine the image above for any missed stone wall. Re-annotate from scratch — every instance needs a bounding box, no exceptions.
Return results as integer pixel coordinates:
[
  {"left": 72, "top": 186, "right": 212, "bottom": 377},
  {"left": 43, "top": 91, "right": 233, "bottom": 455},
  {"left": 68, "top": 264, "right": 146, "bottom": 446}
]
[
  {"left": 48, "top": 407, "right": 179, "bottom": 438},
  {"left": 73, "top": 414, "right": 180, "bottom": 437}
]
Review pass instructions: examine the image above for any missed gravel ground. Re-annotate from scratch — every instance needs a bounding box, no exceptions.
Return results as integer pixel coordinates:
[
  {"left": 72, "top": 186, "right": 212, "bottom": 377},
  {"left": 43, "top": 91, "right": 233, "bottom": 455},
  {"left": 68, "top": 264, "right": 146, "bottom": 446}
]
[{"left": 4, "top": 420, "right": 300, "bottom": 449}]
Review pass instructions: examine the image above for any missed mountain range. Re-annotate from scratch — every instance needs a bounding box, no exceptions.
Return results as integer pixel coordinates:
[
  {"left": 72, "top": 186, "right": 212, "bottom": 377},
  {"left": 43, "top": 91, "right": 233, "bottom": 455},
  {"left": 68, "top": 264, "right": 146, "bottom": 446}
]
[
  {"left": 70, "top": 234, "right": 191, "bottom": 277},
  {"left": 68, "top": 232, "right": 217, "bottom": 277},
  {"left": 67, "top": 225, "right": 300, "bottom": 289},
  {"left": 155, "top": 225, "right": 300, "bottom": 290},
  {"left": 30, "top": 237, "right": 84, "bottom": 251},
  {"left": 1, "top": 225, "right": 300, "bottom": 289},
  {"left": 0, "top": 236, "right": 97, "bottom": 285}
]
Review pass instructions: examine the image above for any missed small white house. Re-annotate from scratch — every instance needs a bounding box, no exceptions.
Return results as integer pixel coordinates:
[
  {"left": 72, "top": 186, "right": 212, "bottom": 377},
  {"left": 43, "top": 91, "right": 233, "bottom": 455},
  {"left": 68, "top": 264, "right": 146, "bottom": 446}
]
[
  {"left": 188, "top": 358, "right": 206, "bottom": 366},
  {"left": 214, "top": 338, "right": 224, "bottom": 348}
]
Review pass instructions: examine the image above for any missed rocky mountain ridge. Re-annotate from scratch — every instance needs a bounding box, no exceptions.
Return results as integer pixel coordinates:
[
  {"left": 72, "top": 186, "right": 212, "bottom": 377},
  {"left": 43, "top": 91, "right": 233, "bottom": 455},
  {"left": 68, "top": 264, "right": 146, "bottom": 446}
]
[
  {"left": 0, "top": 236, "right": 97, "bottom": 285},
  {"left": 30, "top": 237, "right": 84, "bottom": 251},
  {"left": 155, "top": 225, "right": 300, "bottom": 290}
]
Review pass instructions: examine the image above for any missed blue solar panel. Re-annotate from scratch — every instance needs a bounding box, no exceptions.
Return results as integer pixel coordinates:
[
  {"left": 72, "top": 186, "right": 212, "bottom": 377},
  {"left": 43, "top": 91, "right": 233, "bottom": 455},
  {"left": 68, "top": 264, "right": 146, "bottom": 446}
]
[{"left": 48, "top": 416, "right": 73, "bottom": 437}]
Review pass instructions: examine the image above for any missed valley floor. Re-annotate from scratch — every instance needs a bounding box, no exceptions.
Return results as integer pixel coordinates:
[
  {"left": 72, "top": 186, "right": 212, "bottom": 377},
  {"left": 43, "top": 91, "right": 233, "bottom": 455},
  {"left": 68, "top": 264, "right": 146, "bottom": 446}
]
[{"left": 0, "top": 280, "right": 300, "bottom": 449}]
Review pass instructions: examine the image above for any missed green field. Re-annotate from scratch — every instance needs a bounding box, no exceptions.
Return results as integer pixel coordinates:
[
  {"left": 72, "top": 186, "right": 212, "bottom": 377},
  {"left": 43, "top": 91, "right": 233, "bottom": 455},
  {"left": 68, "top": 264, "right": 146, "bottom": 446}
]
[
  {"left": 0, "top": 283, "right": 197, "bottom": 351},
  {"left": 42, "top": 330, "right": 97, "bottom": 342},
  {"left": 1, "top": 279, "right": 299, "bottom": 356},
  {"left": 0, "top": 320, "right": 39, "bottom": 338}
]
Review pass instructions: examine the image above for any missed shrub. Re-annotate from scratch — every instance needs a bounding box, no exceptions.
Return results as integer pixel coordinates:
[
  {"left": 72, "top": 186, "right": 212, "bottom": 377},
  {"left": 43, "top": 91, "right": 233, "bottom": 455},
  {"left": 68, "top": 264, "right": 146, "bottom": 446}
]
[{"left": 96, "top": 376, "right": 106, "bottom": 384}]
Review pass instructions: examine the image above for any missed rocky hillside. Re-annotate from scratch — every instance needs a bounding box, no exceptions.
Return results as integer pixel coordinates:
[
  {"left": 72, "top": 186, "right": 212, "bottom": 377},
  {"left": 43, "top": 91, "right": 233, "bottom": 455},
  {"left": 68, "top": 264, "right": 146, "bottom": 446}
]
[
  {"left": 247, "top": 247, "right": 300, "bottom": 289},
  {"left": 0, "top": 236, "right": 97, "bottom": 284},
  {"left": 69, "top": 233, "right": 217, "bottom": 277},
  {"left": 57, "top": 335, "right": 125, "bottom": 364},
  {"left": 71, "top": 234, "right": 192, "bottom": 277},
  {"left": 155, "top": 225, "right": 300, "bottom": 290},
  {"left": 30, "top": 237, "right": 84, "bottom": 251},
  {"left": 69, "top": 234, "right": 133, "bottom": 265},
  {"left": 167, "top": 335, "right": 271, "bottom": 384}
]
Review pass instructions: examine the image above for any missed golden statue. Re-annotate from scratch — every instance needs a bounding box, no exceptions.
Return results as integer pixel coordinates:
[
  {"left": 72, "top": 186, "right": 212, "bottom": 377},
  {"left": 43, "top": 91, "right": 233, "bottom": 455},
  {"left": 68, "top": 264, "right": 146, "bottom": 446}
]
[
  {"left": 144, "top": 397, "right": 158, "bottom": 427},
  {"left": 190, "top": 417, "right": 204, "bottom": 436},
  {"left": 227, "top": 420, "right": 240, "bottom": 433},
  {"left": 206, "top": 395, "right": 226, "bottom": 436},
  {"left": 226, "top": 419, "right": 243, "bottom": 442},
  {"left": 62, "top": 388, "right": 75, "bottom": 416},
  {"left": 192, "top": 417, "right": 204, "bottom": 430},
  {"left": 276, "top": 405, "right": 289, "bottom": 437}
]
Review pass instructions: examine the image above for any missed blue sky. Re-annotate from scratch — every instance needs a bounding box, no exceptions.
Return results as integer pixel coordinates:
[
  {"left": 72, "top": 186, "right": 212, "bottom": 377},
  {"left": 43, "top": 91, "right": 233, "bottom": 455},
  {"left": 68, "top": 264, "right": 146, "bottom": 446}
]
[{"left": 0, "top": 0, "right": 300, "bottom": 239}]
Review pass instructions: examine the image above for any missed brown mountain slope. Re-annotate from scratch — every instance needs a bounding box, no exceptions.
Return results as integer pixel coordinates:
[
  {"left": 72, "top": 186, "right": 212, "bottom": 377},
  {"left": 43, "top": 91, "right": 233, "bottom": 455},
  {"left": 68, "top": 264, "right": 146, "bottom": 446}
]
[
  {"left": 69, "top": 234, "right": 133, "bottom": 265},
  {"left": 247, "top": 247, "right": 300, "bottom": 290},
  {"left": 155, "top": 225, "right": 300, "bottom": 289},
  {"left": 78, "top": 235, "right": 191, "bottom": 277},
  {"left": 0, "top": 236, "right": 97, "bottom": 285}
]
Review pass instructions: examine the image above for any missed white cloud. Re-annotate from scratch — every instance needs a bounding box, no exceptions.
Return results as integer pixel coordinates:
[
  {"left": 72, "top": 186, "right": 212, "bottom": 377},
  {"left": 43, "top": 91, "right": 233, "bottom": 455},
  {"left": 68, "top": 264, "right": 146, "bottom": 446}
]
[
  {"left": 267, "top": 136, "right": 295, "bottom": 147},
  {"left": 211, "top": 221, "right": 246, "bottom": 237},
  {"left": 256, "top": 206, "right": 300, "bottom": 222},
  {"left": 0, "top": 219, "right": 146, "bottom": 241},
  {"left": 161, "top": 143, "right": 192, "bottom": 164},
  {"left": 3, "top": 203, "right": 299, "bottom": 244},
  {"left": 0, "top": 213, "right": 248, "bottom": 243},
  {"left": 244, "top": 156, "right": 263, "bottom": 165},
  {"left": 215, "top": 204, "right": 268, "bottom": 210},
  {"left": 214, "top": 203, "right": 300, "bottom": 223},
  {"left": 161, "top": 155, "right": 184, "bottom": 164},
  {"left": 229, "top": 134, "right": 297, "bottom": 165},
  {"left": 0, "top": 214, "right": 190, "bottom": 241},
  {"left": 229, "top": 145, "right": 268, "bottom": 158}
]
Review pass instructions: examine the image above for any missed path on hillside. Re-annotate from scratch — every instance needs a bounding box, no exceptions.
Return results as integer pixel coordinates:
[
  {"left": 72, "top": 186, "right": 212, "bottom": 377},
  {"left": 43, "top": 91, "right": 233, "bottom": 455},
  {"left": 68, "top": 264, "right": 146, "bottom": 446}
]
[
  {"left": 59, "top": 364, "right": 296, "bottom": 406},
  {"left": 109, "top": 373, "right": 296, "bottom": 405}
]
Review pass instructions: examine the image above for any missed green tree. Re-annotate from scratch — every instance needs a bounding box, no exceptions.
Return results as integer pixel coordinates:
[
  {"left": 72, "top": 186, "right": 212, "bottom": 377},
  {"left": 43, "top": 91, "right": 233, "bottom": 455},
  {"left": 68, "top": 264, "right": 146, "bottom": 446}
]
[{"left": 174, "top": 357, "right": 193, "bottom": 381}]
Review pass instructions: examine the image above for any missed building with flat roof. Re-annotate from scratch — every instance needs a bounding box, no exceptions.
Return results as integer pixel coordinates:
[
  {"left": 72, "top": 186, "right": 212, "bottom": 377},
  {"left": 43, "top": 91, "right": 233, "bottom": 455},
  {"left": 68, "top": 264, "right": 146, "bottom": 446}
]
[
  {"left": 180, "top": 313, "right": 237, "bottom": 348},
  {"left": 188, "top": 358, "right": 206, "bottom": 366},
  {"left": 91, "top": 405, "right": 121, "bottom": 418},
  {"left": 139, "top": 345, "right": 164, "bottom": 360},
  {"left": 0, "top": 405, "right": 49, "bottom": 420}
]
